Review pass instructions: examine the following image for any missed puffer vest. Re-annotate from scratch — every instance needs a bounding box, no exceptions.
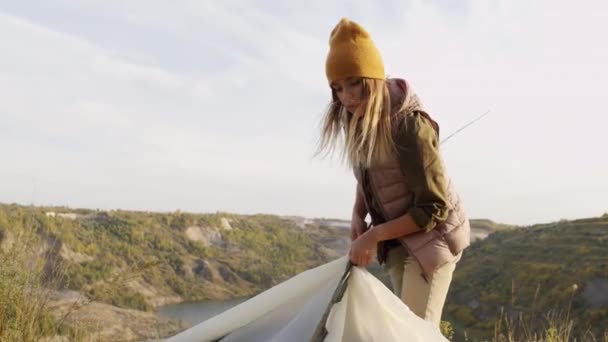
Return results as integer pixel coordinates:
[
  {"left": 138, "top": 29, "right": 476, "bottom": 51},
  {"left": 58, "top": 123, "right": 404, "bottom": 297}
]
[{"left": 354, "top": 78, "right": 470, "bottom": 277}]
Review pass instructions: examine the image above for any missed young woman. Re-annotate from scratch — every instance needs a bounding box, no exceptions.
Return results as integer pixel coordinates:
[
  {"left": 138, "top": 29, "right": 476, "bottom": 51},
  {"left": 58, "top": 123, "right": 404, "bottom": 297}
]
[{"left": 317, "top": 18, "right": 471, "bottom": 327}]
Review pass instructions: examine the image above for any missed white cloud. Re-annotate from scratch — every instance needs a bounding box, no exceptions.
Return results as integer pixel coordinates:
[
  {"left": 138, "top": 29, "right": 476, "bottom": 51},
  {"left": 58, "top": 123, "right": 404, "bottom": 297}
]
[{"left": 1, "top": 1, "right": 607, "bottom": 224}]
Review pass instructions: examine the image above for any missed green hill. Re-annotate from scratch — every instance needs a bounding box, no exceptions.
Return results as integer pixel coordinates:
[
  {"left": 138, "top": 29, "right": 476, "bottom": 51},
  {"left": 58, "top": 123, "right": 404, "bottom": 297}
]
[
  {"left": 0, "top": 203, "right": 514, "bottom": 314},
  {"left": 5, "top": 201, "right": 604, "bottom": 341},
  {"left": 445, "top": 214, "right": 608, "bottom": 341},
  {"left": 0, "top": 203, "right": 354, "bottom": 340},
  {"left": 0, "top": 203, "right": 346, "bottom": 313}
]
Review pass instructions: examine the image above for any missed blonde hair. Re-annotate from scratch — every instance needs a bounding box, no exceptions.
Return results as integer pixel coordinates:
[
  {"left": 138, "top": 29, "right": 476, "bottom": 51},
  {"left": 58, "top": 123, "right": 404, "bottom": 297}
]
[{"left": 317, "top": 78, "right": 395, "bottom": 168}]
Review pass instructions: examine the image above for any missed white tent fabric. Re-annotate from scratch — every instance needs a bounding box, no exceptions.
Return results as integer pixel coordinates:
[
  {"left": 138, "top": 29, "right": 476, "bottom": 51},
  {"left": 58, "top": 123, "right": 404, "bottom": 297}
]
[{"left": 167, "top": 256, "right": 448, "bottom": 342}]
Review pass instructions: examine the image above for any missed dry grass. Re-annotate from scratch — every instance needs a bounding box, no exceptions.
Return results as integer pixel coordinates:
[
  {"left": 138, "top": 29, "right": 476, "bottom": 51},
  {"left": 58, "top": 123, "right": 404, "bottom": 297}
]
[
  {"left": 0, "top": 230, "right": 88, "bottom": 342},
  {"left": 491, "top": 287, "right": 607, "bottom": 342},
  {"left": 492, "top": 309, "right": 607, "bottom": 342}
]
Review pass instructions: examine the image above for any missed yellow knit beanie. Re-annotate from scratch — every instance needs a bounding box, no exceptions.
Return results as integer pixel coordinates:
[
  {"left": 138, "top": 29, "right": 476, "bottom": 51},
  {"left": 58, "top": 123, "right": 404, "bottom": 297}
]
[{"left": 325, "top": 18, "right": 385, "bottom": 83}]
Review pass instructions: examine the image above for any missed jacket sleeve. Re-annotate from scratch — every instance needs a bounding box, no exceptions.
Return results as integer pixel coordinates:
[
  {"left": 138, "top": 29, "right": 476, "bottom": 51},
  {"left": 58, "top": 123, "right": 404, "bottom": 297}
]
[{"left": 394, "top": 112, "right": 450, "bottom": 232}]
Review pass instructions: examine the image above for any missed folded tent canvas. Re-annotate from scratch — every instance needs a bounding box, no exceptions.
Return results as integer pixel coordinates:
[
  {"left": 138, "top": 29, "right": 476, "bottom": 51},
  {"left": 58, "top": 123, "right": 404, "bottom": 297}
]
[{"left": 166, "top": 256, "right": 448, "bottom": 342}]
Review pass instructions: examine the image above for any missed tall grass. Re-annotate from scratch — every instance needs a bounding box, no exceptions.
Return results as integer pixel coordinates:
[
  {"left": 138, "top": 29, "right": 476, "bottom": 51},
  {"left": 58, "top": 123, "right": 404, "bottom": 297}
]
[
  {"left": 0, "top": 229, "right": 86, "bottom": 341},
  {"left": 490, "top": 283, "right": 607, "bottom": 342},
  {"left": 492, "top": 308, "right": 607, "bottom": 342}
]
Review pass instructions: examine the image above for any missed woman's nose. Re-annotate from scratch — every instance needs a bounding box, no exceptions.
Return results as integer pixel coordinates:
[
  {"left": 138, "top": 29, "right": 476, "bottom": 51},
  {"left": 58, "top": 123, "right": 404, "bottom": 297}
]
[{"left": 343, "top": 91, "right": 357, "bottom": 103}]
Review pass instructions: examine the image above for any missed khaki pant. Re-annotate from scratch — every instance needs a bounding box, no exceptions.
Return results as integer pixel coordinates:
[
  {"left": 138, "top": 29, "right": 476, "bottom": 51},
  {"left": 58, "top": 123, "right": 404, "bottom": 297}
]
[{"left": 384, "top": 246, "right": 460, "bottom": 327}]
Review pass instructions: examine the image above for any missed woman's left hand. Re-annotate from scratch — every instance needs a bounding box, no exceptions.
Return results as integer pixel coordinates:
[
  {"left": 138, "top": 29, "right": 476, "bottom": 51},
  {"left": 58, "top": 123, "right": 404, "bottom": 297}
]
[{"left": 349, "top": 229, "right": 378, "bottom": 267}]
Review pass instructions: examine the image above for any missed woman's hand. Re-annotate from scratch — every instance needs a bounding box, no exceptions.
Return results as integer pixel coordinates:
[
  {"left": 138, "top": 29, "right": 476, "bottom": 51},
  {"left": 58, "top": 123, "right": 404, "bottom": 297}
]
[
  {"left": 350, "top": 216, "right": 366, "bottom": 241},
  {"left": 349, "top": 229, "right": 378, "bottom": 268}
]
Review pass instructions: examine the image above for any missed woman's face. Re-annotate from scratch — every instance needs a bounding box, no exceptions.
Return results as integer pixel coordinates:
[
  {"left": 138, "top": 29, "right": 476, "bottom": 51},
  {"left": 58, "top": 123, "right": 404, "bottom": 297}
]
[{"left": 331, "top": 77, "right": 365, "bottom": 115}]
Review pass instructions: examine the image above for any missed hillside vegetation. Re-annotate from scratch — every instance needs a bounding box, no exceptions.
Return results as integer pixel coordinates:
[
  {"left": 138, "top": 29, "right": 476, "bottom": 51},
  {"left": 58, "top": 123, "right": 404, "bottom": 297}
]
[
  {"left": 0, "top": 204, "right": 345, "bottom": 312},
  {"left": 444, "top": 214, "right": 608, "bottom": 341},
  {"left": 6, "top": 201, "right": 590, "bottom": 341}
]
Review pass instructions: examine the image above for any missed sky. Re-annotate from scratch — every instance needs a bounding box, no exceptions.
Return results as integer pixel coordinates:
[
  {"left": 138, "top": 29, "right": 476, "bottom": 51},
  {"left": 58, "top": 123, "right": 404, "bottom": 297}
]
[{"left": 0, "top": 0, "right": 607, "bottom": 226}]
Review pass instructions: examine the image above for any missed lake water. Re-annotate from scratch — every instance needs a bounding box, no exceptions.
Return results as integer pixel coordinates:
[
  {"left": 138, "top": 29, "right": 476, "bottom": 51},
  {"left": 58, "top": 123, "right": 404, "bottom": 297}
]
[{"left": 157, "top": 298, "right": 248, "bottom": 326}]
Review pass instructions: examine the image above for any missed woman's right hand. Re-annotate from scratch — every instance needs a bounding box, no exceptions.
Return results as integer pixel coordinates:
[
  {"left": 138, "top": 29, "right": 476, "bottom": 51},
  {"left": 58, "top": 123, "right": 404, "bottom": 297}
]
[{"left": 350, "top": 215, "right": 366, "bottom": 241}]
